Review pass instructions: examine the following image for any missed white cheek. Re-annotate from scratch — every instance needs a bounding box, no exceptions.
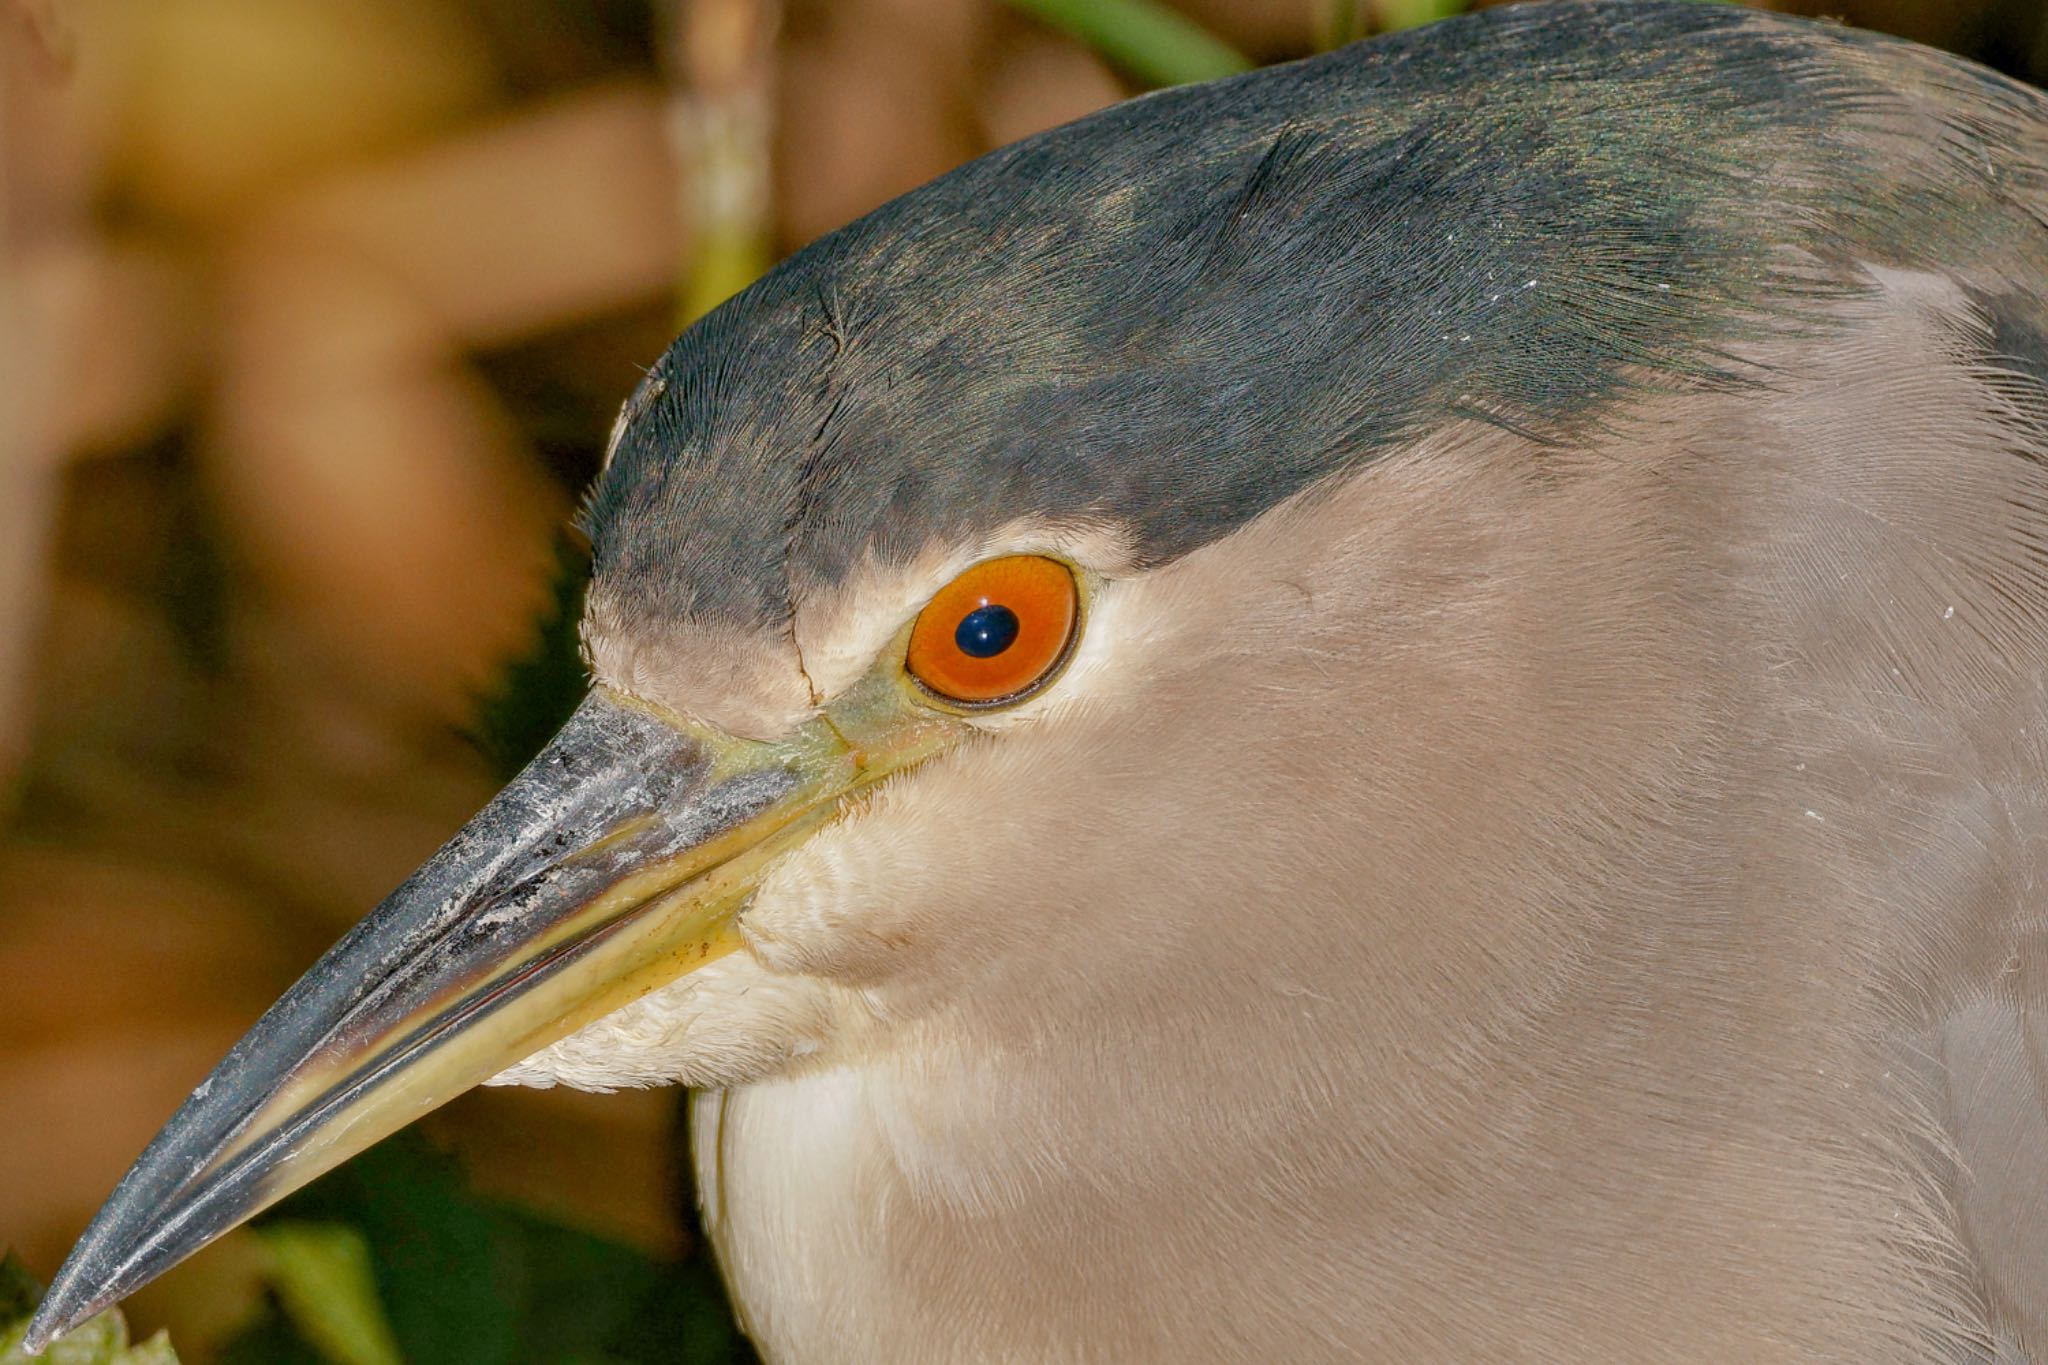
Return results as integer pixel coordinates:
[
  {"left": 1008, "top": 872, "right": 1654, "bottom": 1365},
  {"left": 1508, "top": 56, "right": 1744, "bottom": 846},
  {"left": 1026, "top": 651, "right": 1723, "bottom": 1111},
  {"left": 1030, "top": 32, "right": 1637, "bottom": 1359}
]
[
  {"left": 486, "top": 952, "right": 831, "bottom": 1092},
  {"left": 743, "top": 802, "right": 937, "bottom": 973}
]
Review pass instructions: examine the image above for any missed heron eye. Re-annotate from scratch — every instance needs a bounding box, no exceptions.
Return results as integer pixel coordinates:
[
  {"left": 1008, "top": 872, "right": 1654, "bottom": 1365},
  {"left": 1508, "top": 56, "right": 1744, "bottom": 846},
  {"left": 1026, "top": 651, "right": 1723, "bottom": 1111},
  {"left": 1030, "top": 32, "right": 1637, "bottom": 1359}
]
[{"left": 907, "top": 555, "right": 1078, "bottom": 706}]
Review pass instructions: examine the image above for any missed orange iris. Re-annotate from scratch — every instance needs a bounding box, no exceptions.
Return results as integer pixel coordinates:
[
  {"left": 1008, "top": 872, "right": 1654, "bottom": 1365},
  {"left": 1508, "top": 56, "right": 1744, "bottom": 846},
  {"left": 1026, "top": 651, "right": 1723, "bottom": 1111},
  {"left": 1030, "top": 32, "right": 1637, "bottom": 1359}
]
[{"left": 906, "top": 555, "right": 1079, "bottom": 706}]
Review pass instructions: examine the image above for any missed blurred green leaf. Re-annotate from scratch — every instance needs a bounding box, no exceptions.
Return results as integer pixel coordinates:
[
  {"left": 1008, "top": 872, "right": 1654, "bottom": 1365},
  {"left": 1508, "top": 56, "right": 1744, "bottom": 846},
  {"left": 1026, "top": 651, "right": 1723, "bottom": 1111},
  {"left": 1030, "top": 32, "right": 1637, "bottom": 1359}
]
[
  {"left": 0, "top": 1256, "right": 36, "bottom": 1326},
  {"left": 216, "top": 1315, "right": 328, "bottom": 1365},
  {"left": 254, "top": 1225, "right": 403, "bottom": 1365},
  {"left": 105, "top": 1335, "right": 177, "bottom": 1365},
  {"left": 1318, "top": 0, "right": 1367, "bottom": 49},
  {"left": 0, "top": 1253, "right": 181, "bottom": 1365},
  {"left": 1001, "top": 0, "right": 1249, "bottom": 87},
  {"left": 1373, "top": 0, "right": 1467, "bottom": 31},
  {"left": 220, "top": 1135, "right": 751, "bottom": 1365}
]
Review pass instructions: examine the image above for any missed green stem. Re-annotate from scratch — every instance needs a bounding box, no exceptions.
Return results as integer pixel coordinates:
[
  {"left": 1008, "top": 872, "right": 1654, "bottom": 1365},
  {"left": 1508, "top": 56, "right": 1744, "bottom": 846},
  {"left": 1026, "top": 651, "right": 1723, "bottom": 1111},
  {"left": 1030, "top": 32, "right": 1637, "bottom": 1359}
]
[
  {"left": 1373, "top": 0, "right": 1466, "bottom": 31},
  {"left": 1002, "top": 0, "right": 1250, "bottom": 87}
]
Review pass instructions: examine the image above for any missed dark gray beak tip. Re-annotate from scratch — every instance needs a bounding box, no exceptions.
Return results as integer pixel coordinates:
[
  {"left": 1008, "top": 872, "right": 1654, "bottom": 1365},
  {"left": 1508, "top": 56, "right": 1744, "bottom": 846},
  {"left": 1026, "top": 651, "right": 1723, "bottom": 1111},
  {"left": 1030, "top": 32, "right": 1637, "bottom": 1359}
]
[
  {"left": 18, "top": 1243, "right": 127, "bottom": 1358},
  {"left": 20, "top": 1292, "right": 88, "bottom": 1358}
]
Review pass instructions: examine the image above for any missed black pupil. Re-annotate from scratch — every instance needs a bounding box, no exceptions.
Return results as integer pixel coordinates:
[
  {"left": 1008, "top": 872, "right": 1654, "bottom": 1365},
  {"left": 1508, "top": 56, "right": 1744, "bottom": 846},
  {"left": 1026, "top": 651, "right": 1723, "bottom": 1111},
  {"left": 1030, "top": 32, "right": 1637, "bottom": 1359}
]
[{"left": 955, "top": 603, "right": 1020, "bottom": 658}]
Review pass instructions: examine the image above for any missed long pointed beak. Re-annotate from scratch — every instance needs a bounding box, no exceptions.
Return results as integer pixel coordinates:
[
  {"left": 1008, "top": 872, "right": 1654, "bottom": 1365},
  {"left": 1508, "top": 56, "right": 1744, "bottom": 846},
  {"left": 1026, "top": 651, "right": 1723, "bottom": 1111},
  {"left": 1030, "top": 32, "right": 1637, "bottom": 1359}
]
[{"left": 23, "top": 687, "right": 910, "bottom": 1352}]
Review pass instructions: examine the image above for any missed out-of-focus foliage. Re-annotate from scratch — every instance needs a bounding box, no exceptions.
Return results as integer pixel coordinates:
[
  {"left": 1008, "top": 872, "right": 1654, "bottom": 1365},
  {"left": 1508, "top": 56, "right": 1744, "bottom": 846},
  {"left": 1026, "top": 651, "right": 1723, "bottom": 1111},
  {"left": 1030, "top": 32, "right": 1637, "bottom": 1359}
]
[
  {"left": 1373, "top": 0, "right": 1472, "bottom": 33},
  {"left": 1001, "top": 0, "right": 1249, "bottom": 85},
  {"left": 0, "top": 1255, "right": 178, "bottom": 1365},
  {"left": 10, "top": 1, "right": 2048, "bottom": 1362},
  {"left": 247, "top": 1226, "right": 400, "bottom": 1365},
  {"left": 471, "top": 535, "right": 592, "bottom": 783},
  {"left": 217, "top": 1137, "right": 748, "bottom": 1365}
]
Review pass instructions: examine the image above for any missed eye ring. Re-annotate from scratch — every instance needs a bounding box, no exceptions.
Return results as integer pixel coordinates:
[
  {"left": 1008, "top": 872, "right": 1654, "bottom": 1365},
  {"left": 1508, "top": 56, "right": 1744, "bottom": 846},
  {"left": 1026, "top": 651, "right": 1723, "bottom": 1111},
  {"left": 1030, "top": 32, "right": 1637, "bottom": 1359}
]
[{"left": 905, "top": 555, "right": 1081, "bottom": 708}]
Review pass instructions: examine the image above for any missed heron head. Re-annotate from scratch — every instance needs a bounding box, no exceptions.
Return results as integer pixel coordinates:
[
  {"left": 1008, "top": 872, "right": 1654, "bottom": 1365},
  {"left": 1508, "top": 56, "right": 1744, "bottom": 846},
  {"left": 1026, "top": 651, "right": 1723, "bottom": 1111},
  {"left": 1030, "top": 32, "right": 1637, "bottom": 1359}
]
[{"left": 26, "top": 1, "right": 2016, "bottom": 1350}]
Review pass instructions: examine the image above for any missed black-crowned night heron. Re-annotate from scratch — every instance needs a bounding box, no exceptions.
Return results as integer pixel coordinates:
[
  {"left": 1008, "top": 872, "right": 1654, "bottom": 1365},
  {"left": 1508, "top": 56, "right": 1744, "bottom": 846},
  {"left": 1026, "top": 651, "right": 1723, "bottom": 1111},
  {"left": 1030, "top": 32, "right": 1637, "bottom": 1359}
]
[{"left": 24, "top": 0, "right": 2048, "bottom": 1358}]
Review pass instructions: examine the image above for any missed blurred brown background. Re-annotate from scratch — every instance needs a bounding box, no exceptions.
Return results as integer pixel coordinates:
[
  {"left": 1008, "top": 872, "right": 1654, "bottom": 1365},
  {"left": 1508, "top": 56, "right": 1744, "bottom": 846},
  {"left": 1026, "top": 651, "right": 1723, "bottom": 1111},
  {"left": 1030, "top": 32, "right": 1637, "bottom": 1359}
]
[{"left": 3, "top": 0, "right": 2044, "bottom": 1357}]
